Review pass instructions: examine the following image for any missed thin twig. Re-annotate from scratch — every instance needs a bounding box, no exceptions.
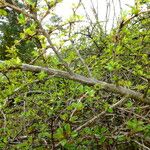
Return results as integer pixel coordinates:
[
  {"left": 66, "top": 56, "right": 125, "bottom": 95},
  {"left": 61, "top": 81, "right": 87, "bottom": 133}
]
[
  {"left": 70, "top": 93, "right": 87, "bottom": 118},
  {"left": 56, "top": 96, "right": 128, "bottom": 147},
  {"left": 134, "top": 140, "right": 150, "bottom": 150},
  {"left": 4, "top": 1, "right": 73, "bottom": 75},
  {"left": 74, "top": 96, "right": 128, "bottom": 132},
  {"left": 75, "top": 49, "right": 92, "bottom": 78},
  {"left": 0, "top": 110, "right": 7, "bottom": 134}
]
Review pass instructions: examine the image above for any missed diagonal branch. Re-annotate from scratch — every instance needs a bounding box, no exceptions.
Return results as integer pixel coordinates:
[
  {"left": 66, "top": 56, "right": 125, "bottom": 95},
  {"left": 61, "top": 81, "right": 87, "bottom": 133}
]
[
  {"left": 36, "top": 20, "right": 73, "bottom": 74},
  {"left": 4, "top": 1, "right": 34, "bottom": 18},
  {"left": 56, "top": 96, "right": 128, "bottom": 147},
  {"left": 118, "top": 9, "right": 150, "bottom": 32},
  {"left": 0, "top": 60, "right": 149, "bottom": 104},
  {"left": 3, "top": 1, "right": 73, "bottom": 75},
  {"left": 74, "top": 96, "right": 128, "bottom": 132}
]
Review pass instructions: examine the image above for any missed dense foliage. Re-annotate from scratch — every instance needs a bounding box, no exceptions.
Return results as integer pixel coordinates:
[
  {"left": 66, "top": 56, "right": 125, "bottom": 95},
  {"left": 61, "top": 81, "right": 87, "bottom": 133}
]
[
  {"left": 0, "top": 0, "right": 42, "bottom": 62},
  {"left": 0, "top": 0, "right": 150, "bottom": 149}
]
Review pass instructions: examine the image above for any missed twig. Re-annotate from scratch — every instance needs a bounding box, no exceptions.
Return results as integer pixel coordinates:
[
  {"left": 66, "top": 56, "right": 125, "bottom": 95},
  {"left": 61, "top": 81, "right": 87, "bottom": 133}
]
[
  {"left": 118, "top": 108, "right": 149, "bottom": 122},
  {"left": 36, "top": 20, "right": 73, "bottom": 75},
  {"left": 118, "top": 9, "right": 150, "bottom": 32},
  {"left": 122, "top": 66, "right": 148, "bottom": 82},
  {"left": 56, "top": 96, "right": 128, "bottom": 147},
  {"left": 143, "top": 81, "right": 150, "bottom": 98},
  {"left": 134, "top": 140, "right": 150, "bottom": 150},
  {"left": 4, "top": 1, "right": 73, "bottom": 75},
  {"left": 0, "top": 109, "right": 7, "bottom": 134},
  {"left": 74, "top": 97, "right": 128, "bottom": 132},
  {"left": 4, "top": 1, "right": 35, "bottom": 19},
  {"left": 75, "top": 49, "right": 92, "bottom": 78},
  {"left": 29, "top": 45, "right": 51, "bottom": 65},
  {"left": 105, "top": 0, "right": 110, "bottom": 32},
  {"left": 70, "top": 93, "right": 87, "bottom": 118}
]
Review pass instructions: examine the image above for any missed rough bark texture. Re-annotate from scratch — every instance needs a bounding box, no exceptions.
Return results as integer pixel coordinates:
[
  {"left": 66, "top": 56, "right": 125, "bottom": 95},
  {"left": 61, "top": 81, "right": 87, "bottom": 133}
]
[{"left": 0, "top": 60, "right": 149, "bottom": 104}]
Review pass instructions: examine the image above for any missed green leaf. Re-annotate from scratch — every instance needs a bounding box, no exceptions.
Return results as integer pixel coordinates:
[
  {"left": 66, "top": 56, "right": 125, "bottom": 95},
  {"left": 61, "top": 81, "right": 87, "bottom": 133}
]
[
  {"left": 127, "top": 119, "right": 144, "bottom": 132},
  {"left": 105, "top": 60, "right": 121, "bottom": 71},
  {"left": 67, "top": 105, "right": 73, "bottom": 111},
  {"left": 118, "top": 80, "right": 132, "bottom": 87},
  {"left": 38, "top": 132, "right": 51, "bottom": 138},
  {"left": 125, "top": 101, "right": 133, "bottom": 108},
  {"left": 131, "top": 7, "right": 140, "bottom": 15},
  {"left": 54, "top": 128, "right": 64, "bottom": 139},
  {"left": 83, "top": 127, "right": 93, "bottom": 135},
  {"left": 100, "top": 127, "right": 108, "bottom": 133},
  {"left": 15, "top": 57, "right": 21, "bottom": 65},
  {"left": 4, "top": 58, "right": 21, "bottom": 68},
  {"left": 25, "top": 0, "right": 35, "bottom": 6},
  {"left": 64, "top": 123, "right": 71, "bottom": 135},
  {"left": 86, "top": 88, "right": 95, "bottom": 97},
  {"left": 18, "top": 13, "right": 26, "bottom": 25},
  {"left": 20, "top": 33, "right": 26, "bottom": 39},
  {"left": 64, "top": 51, "right": 76, "bottom": 63},
  {"left": 60, "top": 139, "right": 67, "bottom": 146},
  {"left": 69, "top": 116, "right": 78, "bottom": 122},
  {"left": 38, "top": 71, "right": 47, "bottom": 80},
  {"left": 94, "top": 84, "right": 102, "bottom": 90},
  {"left": 78, "top": 85, "right": 84, "bottom": 92},
  {"left": 103, "top": 102, "right": 109, "bottom": 110},
  {"left": 109, "top": 139, "right": 113, "bottom": 144},
  {"left": 60, "top": 113, "right": 68, "bottom": 121},
  {"left": 107, "top": 107, "right": 113, "bottom": 113},
  {"left": 72, "top": 102, "right": 84, "bottom": 110},
  {"left": 117, "top": 135, "right": 126, "bottom": 142},
  {"left": 0, "top": 9, "right": 7, "bottom": 16},
  {"left": 99, "top": 136, "right": 106, "bottom": 144},
  {"left": 14, "top": 97, "right": 21, "bottom": 104},
  {"left": 24, "top": 23, "right": 37, "bottom": 36},
  {"left": 71, "top": 131, "right": 78, "bottom": 138}
]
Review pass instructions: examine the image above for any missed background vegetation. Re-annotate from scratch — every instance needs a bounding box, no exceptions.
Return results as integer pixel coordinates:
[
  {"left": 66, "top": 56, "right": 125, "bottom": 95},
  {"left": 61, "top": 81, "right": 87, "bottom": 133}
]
[{"left": 0, "top": 0, "right": 150, "bottom": 149}]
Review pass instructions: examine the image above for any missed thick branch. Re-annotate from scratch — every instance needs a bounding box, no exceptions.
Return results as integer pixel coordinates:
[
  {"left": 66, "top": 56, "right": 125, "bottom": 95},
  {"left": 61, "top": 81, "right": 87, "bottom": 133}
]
[
  {"left": 21, "top": 64, "right": 150, "bottom": 103},
  {"left": 0, "top": 60, "right": 149, "bottom": 104}
]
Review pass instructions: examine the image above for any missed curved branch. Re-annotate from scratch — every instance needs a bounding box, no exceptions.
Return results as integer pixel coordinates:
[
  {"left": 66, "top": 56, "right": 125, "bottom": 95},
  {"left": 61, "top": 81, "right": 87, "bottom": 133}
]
[{"left": 118, "top": 9, "right": 150, "bottom": 32}]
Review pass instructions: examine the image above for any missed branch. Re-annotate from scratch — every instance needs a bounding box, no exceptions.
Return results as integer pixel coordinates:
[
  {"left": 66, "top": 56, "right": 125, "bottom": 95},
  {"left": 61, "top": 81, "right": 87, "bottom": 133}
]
[
  {"left": 0, "top": 60, "right": 149, "bottom": 104},
  {"left": 74, "top": 96, "right": 128, "bottom": 132},
  {"left": 4, "top": 1, "right": 34, "bottom": 19},
  {"left": 36, "top": 20, "right": 73, "bottom": 74},
  {"left": 75, "top": 49, "right": 92, "bottom": 77},
  {"left": 3, "top": 1, "right": 73, "bottom": 75},
  {"left": 133, "top": 140, "right": 150, "bottom": 150},
  {"left": 56, "top": 96, "right": 128, "bottom": 147},
  {"left": 118, "top": 9, "right": 150, "bottom": 32},
  {"left": 114, "top": 9, "right": 150, "bottom": 43}
]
